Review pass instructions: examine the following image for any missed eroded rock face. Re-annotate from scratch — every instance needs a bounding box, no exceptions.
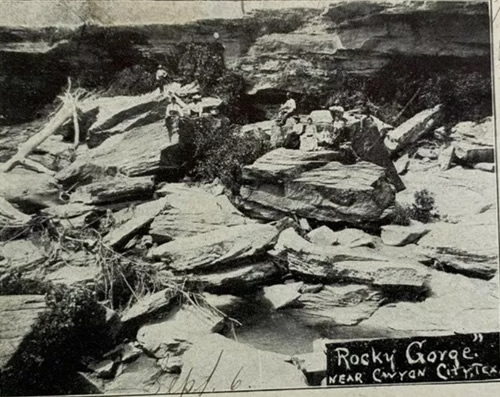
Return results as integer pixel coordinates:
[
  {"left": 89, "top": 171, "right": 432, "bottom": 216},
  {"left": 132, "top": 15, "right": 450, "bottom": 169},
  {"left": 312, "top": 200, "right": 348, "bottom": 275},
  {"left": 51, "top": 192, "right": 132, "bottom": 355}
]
[
  {"left": 236, "top": 2, "right": 489, "bottom": 96},
  {"left": 241, "top": 149, "right": 395, "bottom": 225}
]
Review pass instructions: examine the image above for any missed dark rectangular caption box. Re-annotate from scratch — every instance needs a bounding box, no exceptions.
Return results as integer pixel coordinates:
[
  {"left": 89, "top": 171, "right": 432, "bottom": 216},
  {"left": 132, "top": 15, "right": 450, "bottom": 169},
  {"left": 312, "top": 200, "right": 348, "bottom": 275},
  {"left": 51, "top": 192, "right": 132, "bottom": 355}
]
[{"left": 326, "top": 332, "right": 500, "bottom": 385}]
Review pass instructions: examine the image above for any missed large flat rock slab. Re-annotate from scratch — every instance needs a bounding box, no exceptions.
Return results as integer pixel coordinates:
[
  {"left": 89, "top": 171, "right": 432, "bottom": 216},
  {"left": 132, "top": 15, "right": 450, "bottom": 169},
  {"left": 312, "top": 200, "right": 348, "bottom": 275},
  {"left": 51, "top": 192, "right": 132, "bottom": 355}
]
[
  {"left": 242, "top": 148, "right": 352, "bottom": 183},
  {"left": 275, "top": 228, "right": 430, "bottom": 289},
  {"left": 242, "top": 160, "right": 396, "bottom": 225},
  {"left": 418, "top": 212, "right": 498, "bottom": 280},
  {"left": 0, "top": 295, "right": 47, "bottom": 369},
  {"left": 56, "top": 121, "right": 179, "bottom": 186},
  {"left": 150, "top": 224, "right": 279, "bottom": 272},
  {"left": 361, "top": 270, "right": 499, "bottom": 335},
  {"left": 150, "top": 183, "right": 253, "bottom": 242}
]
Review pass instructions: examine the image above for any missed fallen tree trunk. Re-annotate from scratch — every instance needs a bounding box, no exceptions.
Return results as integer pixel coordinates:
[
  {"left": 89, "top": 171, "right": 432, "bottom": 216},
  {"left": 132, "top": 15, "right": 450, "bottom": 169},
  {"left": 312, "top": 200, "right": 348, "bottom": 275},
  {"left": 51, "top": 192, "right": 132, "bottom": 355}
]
[{"left": 0, "top": 103, "right": 73, "bottom": 173}]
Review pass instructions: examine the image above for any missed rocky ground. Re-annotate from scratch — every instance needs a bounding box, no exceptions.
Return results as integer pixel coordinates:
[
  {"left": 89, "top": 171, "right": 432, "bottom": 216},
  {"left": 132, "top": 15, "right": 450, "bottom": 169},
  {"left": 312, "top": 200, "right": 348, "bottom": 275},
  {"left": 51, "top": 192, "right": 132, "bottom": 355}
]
[{"left": 0, "top": 78, "right": 497, "bottom": 394}]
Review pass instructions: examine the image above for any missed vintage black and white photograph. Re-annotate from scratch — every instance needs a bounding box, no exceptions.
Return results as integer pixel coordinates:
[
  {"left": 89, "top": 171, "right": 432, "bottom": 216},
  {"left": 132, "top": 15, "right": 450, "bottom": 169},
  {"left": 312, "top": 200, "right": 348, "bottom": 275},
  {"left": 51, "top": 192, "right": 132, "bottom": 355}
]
[{"left": 0, "top": 0, "right": 498, "bottom": 395}]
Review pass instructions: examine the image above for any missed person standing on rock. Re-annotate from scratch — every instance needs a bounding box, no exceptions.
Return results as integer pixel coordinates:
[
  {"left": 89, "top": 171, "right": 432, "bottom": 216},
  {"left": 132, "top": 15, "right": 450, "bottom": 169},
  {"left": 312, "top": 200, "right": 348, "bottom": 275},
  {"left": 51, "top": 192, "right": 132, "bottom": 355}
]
[
  {"left": 300, "top": 117, "right": 319, "bottom": 152},
  {"left": 156, "top": 65, "right": 168, "bottom": 95},
  {"left": 165, "top": 96, "right": 184, "bottom": 142},
  {"left": 277, "top": 92, "right": 297, "bottom": 126}
]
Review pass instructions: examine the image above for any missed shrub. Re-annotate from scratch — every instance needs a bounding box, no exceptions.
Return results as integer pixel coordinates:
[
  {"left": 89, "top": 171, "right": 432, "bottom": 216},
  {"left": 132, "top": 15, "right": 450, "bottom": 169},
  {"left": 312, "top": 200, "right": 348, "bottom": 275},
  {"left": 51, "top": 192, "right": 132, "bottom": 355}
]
[
  {"left": 188, "top": 116, "right": 271, "bottom": 193},
  {"left": 390, "top": 203, "right": 412, "bottom": 226},
  {"left": 410, "top": 189, "right": 438, "bottom": 223},
  {"left": 105, "top": 64, "right": 157, "bottom": 97},
  {"left": 1, "top": 285, "right": 111, "bottom": 395}
]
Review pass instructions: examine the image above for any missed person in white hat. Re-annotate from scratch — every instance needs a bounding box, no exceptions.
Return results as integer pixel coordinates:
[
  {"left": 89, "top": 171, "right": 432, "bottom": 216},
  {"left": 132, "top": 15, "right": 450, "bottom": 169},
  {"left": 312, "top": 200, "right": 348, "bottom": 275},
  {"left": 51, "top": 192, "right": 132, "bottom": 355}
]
[
  {"left": 189, "top": 94, "right": 203, "bottom": 117},
  {"left": 156, "top": 65, "right": 168, "bottom": 94}
]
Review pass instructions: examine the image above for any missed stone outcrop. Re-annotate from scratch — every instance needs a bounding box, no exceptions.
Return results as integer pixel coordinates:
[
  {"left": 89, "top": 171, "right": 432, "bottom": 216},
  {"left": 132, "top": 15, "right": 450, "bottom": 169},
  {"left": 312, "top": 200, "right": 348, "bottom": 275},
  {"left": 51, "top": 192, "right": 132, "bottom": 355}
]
[
  {"left": 150, "top": 184, "right": 252, "bottom": 242},
  {"left": 150, "top": 224, "right": 279, "bottom": 272},
  {"left": 275, "top": 228, "right": 430, "bottom": 289},
  {"left": 241, "top": 149, "right": 395, "bottom": 225},
  {"left": 236, "top": 3, "right": 489, "bottom": 96}
]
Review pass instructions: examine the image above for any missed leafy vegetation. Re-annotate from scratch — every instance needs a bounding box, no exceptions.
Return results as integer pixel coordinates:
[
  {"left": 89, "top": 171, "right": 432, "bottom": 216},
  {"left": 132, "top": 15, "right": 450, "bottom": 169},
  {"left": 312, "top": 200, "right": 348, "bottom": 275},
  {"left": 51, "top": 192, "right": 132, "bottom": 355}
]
[
  {"left": 1, "top": 285, "right": 111, "bottom": 395},
  {"left": 187, "top": 116, "right": 271, "bottom": 193}
]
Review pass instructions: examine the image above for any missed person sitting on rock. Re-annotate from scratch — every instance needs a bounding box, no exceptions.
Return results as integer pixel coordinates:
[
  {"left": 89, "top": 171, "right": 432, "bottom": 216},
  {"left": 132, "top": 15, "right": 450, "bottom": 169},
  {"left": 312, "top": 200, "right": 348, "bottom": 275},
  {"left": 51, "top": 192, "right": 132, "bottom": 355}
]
[
  {"left": 156, "top": 65, "right": 168, "bottom": 95},
  {"left": 300, "top": 118, "right": 318, "bottom": 152},
  {"left": 165, "top": 96, "right": 184, "bottom": 142},
  {"left": 188, "top": 94, "right": 203, "bottom": 117},
  {"left": 277, "top": 92, "right": 296, "bottom": 126},
  {"left": 283, "top": 115, "right": 303, "bottom": 149}
]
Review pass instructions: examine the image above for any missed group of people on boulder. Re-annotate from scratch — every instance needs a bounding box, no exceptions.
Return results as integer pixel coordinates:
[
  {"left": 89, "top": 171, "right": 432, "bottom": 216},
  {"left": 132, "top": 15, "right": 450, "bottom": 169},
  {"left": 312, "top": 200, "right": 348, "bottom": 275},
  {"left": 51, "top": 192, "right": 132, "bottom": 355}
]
[
  {"left": 277, "top": 92, "right": 351, "bottom": 152},
  {"left": 156, "top": 65, "right": 218, "bottom": 141}
]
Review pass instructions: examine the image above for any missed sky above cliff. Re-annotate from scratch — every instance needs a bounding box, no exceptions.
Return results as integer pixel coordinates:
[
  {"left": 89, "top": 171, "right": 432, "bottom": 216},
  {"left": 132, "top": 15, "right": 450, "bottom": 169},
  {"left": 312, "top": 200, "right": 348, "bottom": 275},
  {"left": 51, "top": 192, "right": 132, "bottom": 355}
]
[{"left": 0, "top": 0, "right": 480, "bottom": 27}]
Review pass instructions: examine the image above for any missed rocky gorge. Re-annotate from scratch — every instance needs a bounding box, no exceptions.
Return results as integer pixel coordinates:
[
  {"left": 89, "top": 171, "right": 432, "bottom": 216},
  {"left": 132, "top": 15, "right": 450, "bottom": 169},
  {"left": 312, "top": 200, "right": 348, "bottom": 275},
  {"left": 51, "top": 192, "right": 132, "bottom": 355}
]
[{"left": 0, "top": 1, "right": 498, "bottom": 395}]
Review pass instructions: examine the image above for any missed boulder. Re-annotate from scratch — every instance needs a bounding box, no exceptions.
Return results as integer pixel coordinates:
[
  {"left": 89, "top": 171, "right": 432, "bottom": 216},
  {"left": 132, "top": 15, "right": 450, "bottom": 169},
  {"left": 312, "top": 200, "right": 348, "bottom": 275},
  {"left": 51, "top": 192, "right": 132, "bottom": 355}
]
[
  {"left": 80, "top": 92, "right": 166, "bottom": 147},
  {"left": 438, "top": 145, "right": 455, "bottom": 171},
  {"left": 334, "top": 228, "right": 377, "bottom": 248},
  {"left": 451, "top": 117, "right": 494, "bottom": 164},
  {"left": 0, "top": 197, "right": 31, "bottom": 233},
  {"left": 175, "top": 334, "right": 307, "bottom": 391},
  {"left": 308, "top": 110, "right": 333, "bottom": 124},
  {"left": 242, "top": 148, "right": 352, "bottom": 183},
  {"left": 275, "top": 228, "right": 430, "bottom": 289},
  {"left": 262, "top": 282, "right": 303, "bottom": 310},
  {"left": 0, "top": 295, "right": 47, "bottom": 370},
  {"left": 120, "top": 288, "right": 178, "bottom": 328},
  {"left": 361, "top": 270, "right": 499, "bottom": 335},
  {"left": 242, "top": 160, "right": 396, "bottom": 225},
  {"left": 56, "top": 120, "right": 180, "bottom": 187},
  {"left": 418, "top": 213, "right": 498, "bottom": 280},
  {"left": 384, "top": 105, "right": 443, "bottom": 154},
  {"left": 70, "top": 176, "right": 155, "bottom": 205},
  {"left": 136, "top": 304, "right": 226, "bottom": 351},
  {"left": 347, "top": 115, "right": 405, "bottom": 191},
  {"left": 0, "top": 168, "right": 60, "bottom": 211},
  {"left": 0, "top": 239, "right": 45, "bottom": 272},
  {"left": 181, "top": 261, "right": 282, "bottom": 294},
  {"left": 290, "top": 285, "right": 384, "bottom": 326},
  {"left": 150, "top": 184, "right": 252, "bottom": 242},
  {"left": 474, "top": 162, "right": 495, "bottom": 172},
  {"left": 381, "top": 221, "right": 430, "bottom": 247},
  {"left": 103, "top": 198, "right": 168, "bottom": 249},
  {"left": 307, "top": 226, "right": 337, "bottom": 246},
  {"left": 150, "top": 224, "right": 279, "bottom": 272}
]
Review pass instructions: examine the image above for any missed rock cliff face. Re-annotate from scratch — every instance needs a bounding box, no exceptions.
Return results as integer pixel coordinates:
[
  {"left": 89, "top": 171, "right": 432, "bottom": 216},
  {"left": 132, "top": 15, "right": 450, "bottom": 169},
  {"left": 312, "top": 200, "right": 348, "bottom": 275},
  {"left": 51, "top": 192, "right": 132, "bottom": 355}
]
[
  {"left": 0, "top": 1, "right": 490, "bottom": 125},
  {"left": 235, "top": 1, "right": 490, "bottom": 96}
]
